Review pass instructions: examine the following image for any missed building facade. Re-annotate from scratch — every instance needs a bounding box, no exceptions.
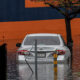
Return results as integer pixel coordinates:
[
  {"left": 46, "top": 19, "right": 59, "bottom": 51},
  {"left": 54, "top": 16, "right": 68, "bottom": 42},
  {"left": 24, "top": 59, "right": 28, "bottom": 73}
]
[{"left": 0, "top": 0, "right": 80, "bottom": 50}]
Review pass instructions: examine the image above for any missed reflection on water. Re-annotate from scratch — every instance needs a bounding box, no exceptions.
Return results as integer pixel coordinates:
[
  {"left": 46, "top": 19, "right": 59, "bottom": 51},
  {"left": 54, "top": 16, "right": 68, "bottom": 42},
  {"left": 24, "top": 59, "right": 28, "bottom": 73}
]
[
  {"left": 7, "top": 53, "right": 80, "bottom": 80},
  {"left": 18, "top": 63, "right": 73, "bottom": 80}
]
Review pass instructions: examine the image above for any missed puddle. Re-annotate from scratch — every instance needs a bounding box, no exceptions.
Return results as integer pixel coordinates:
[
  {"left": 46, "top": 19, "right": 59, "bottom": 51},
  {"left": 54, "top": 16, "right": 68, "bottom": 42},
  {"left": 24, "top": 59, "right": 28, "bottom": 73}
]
[{"left": 18, "top": 63, "right": 74, "bottom": 80}]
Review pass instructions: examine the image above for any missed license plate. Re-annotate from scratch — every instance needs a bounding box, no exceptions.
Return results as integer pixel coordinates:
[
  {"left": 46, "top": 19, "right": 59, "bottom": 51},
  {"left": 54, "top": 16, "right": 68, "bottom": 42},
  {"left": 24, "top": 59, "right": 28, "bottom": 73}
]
[{"left": 37, "top": 53, "right": 46, "bottom": 58}]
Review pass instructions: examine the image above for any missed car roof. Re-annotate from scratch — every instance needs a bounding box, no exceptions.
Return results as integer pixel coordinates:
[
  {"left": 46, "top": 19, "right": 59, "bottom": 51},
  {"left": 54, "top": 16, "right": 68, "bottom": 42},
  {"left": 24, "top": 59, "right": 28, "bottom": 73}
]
[{"left": 27, "top": 33, "right": 60, "bottom": 37}]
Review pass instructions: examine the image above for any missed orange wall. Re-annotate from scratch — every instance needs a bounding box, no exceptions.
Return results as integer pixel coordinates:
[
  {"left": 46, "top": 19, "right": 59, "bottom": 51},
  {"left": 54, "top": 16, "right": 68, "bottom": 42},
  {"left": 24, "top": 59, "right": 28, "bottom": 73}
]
[
  {"left": 0, "top": 18, "right": 80, "bottom": 50},
  {"left": 0, "top": 18, "right": 80, "bottom": 39},
  {"left": 25, "top": 0, "right": 49, "bottom": 8}
]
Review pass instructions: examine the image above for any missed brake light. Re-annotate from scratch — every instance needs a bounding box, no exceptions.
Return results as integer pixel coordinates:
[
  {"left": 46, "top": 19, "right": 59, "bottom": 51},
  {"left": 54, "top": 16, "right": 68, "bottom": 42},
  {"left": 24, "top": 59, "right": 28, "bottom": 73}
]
[
  {"left": 57, "top": 50, "right": 65, "bottom": 55},
  {"left": 17, "top": 50, "right": 29, "bottom": 55}
]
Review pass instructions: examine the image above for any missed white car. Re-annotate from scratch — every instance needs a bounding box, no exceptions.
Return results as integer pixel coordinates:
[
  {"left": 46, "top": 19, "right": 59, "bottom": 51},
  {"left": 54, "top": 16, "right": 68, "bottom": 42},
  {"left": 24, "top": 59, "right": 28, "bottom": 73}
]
[{"left": 16, "top": 33, "right": 71, "bottom": 65}]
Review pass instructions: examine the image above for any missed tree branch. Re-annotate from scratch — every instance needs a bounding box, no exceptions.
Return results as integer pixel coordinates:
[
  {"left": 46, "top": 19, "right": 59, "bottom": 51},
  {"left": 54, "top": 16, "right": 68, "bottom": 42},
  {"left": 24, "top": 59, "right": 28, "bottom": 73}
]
[
  {"left": 69, "top": 8, "right": 80, "bottom": 15},
  {"left": 69, "top": 14, "right": 77, "bottom": 20},
  {"left": 45, "top": 3, "right": 66, "bottom": 16}
]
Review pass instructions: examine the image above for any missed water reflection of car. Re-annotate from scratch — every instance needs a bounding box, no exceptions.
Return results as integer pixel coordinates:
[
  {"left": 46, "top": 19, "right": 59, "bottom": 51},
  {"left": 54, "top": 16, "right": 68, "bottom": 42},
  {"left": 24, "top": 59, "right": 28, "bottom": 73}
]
[{"left": 16, "top": 33, "right": 71, "bottom": 65}]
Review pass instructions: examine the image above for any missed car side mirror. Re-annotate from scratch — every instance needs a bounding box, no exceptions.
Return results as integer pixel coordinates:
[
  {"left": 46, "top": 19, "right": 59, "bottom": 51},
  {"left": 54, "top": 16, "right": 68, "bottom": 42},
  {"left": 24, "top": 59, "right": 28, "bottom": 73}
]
[{"left": 16, "top": 43, "right": 21, "bottom": 47}]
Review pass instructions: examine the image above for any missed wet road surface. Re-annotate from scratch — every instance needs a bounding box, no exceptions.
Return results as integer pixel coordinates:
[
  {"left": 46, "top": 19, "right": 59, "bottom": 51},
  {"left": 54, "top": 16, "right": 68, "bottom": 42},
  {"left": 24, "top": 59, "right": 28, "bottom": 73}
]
[
  {"left": 7, "top": 53, "right": 80, "bottom": 80},
  {"left": 18, "top": 63, "right": 72, "bottom": 80}
]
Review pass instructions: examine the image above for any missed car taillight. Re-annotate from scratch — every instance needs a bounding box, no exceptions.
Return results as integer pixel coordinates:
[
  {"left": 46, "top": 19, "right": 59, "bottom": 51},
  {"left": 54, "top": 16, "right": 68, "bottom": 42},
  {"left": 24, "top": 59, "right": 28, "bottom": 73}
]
[
  {"left": 57, "top": 50, "right": 65, "bottom": 55},
  {"left": 17, "top": 50, "right": 29, "bottom": 55}
]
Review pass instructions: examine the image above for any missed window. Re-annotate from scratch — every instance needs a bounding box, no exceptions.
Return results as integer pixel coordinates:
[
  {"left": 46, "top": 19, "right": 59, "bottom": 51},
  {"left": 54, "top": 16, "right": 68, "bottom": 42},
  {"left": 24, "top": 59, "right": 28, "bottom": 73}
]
[{"left": 24, "top": 36, "right": 60, "bottom": 45}]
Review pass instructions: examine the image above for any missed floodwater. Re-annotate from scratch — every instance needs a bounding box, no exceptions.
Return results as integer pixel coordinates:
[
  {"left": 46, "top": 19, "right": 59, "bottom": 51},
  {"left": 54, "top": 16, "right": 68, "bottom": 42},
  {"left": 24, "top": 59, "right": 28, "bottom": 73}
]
[
  {"left": 18, "top": 64, "right": 72, "bottom": 80},
  {"left": 7, "top": 53, "right": 80, "bottom": 80}
]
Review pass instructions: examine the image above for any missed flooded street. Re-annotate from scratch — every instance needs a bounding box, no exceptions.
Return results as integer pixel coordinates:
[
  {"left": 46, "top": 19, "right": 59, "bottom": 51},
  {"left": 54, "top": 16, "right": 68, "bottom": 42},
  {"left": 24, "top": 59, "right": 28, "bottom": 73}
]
[
  {"left": 18, "top": 64, "right": 71, "bottom": 80},
  {"left": 7, "top": 52, "right": 80, "bottom": 80}
]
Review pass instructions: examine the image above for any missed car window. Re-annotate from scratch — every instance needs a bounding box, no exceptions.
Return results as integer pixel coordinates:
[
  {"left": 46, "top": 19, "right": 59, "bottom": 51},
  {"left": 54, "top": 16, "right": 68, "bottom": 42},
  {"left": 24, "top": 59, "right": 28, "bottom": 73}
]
[{"left": 23, "top": 36, "right": 60, "bottom": 45}]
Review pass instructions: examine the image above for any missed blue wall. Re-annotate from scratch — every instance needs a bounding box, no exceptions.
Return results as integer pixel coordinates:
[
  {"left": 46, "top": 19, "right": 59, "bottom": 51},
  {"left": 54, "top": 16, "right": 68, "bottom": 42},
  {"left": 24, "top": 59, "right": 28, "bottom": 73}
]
[{"left": 0, "top": 0, "right": 80, "bottom": 22}]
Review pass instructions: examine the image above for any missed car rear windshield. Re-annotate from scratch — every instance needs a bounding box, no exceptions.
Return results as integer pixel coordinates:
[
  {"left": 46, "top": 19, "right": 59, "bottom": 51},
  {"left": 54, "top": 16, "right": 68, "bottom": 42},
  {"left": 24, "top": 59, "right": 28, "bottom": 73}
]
[{"left": 24, "top": 36, "right": 60, "bottom": 45}]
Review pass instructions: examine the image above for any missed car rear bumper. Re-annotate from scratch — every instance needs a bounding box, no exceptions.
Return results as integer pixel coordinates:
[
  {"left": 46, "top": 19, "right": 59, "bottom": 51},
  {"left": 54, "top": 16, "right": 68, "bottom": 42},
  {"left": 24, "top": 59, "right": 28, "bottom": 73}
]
[
  {"left": 16, "top": 55, "right": 66, "bottom": 64},
  {"left": 17, "top": 60, "right": 65, "bottom": 64}
]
